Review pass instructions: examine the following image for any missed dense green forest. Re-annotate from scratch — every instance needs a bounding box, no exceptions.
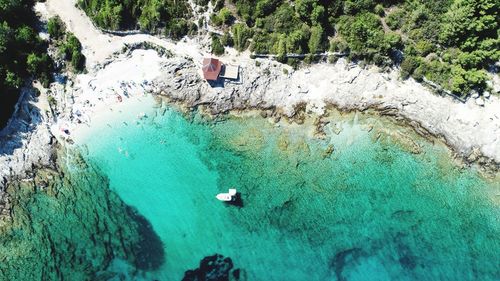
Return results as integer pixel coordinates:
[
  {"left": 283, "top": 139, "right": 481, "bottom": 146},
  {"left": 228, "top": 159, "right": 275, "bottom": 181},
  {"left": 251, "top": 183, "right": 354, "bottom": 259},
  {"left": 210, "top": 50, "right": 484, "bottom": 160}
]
[
  {"left": 207, "top": 0, "right": 498, "bottom": 97},
  {"left": 0, "top": 0, "right": 54, "bottom": 128},
  {"left": 77, "top": 0, "right": 197, "bottom": 39}
]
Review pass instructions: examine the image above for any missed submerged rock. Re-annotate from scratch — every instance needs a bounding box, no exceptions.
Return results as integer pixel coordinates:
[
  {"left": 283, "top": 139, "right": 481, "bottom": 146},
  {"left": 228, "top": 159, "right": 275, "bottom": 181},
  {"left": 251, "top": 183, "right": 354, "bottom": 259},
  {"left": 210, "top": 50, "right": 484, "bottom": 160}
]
[
  {"left": 322, "top": 144, "right": 335, "bottom": 159},
  {"left": 0, "top": 149, "right": 164, "bottom": 280},
  {"left": 182, "top": 254, "right": 243, "bottom": 281},
  {"left": 330, "top": 248, "right": 364, "bottom": 281}
]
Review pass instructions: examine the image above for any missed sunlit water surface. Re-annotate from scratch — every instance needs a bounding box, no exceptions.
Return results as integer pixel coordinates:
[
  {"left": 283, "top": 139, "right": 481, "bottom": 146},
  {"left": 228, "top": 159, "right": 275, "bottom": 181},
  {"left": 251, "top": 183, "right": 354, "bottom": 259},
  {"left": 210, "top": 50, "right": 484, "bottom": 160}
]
[{"left": 76, "top": 96, "right": 500, "bottom": 280}]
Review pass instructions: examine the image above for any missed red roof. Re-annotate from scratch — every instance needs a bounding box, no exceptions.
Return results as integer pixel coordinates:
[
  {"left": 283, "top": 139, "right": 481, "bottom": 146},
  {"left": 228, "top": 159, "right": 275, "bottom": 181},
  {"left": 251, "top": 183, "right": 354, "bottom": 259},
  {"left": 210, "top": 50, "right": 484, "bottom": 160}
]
[{"left": 202, "top": 58, "right": 221, "bottom": 80}]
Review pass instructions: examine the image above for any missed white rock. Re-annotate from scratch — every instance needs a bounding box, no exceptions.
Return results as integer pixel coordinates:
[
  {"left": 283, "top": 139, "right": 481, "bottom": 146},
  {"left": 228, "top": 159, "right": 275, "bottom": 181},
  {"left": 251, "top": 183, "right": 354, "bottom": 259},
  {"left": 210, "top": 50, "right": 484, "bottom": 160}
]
[
  {"left": 475, "top": 98, "right": 485, "bottom": 106},
  {"left": 483, "top": 91, "right": 490, "bottom": 98}
]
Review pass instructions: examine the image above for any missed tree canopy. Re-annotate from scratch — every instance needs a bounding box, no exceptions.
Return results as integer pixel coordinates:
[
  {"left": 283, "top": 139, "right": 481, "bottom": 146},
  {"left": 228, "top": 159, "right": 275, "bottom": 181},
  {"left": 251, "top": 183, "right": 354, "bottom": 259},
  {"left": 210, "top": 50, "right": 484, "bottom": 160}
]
[
  {"left": 78, "top": 0, "right": 193, "bottom": 36},
  {"left": 222, "top": 0, "right": 499, "bottom": 97},
  {"left": 1, "top": 0, "right": 54, "bottom": 128}
]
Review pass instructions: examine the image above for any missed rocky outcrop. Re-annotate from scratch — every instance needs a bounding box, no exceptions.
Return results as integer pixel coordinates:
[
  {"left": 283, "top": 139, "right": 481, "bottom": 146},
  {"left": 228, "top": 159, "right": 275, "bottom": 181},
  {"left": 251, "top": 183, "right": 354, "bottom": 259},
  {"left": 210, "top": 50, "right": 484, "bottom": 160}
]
[
  {"left": 149, "top": 55, "right": 500, "bottom": 169},
  {"left": 0, "top": 87, "right": 58, "bottom": 212}
]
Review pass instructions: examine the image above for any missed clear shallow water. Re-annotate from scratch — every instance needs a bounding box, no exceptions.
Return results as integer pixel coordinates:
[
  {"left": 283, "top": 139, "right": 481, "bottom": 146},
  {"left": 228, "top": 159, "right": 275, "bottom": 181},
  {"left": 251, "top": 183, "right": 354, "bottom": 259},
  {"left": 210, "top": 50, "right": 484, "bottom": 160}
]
[{"left": 77, "top": 97, "right": 500, "bottom": 280}]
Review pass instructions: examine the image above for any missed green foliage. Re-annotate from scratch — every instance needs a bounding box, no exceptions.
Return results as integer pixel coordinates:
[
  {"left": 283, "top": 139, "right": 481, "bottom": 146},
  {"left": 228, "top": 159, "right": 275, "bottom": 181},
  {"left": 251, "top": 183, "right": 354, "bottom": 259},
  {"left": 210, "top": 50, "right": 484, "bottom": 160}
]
[
  {"left": 399, "top": 55, "right": 420, "bottom": 79},
  {"left": 274, "top": 34, "right": 287, "bottom": 62},
  {"left": 220, "top": 32, "right": 234, "bottom": 47},
  {"left": 337, "top": 12, "right": 392, "bottom": 62},
  {"left": 415, "top": 40, "right": 434, "bottom": 56},
  {"left": 47, "top": 16, "right": 65, "bottom": 40},
  {"left": 308, "top": 25, "right": 324, "bottom": 54},
  {"left": 218, "top": 7, "right": 234, "bottom": 25},
  {"left": 285, "top": 25, "right": 309, "bottom": 54},
  {"left": 211, "top": 7, "right": 235, "bottom": 27},
  {"left": 232, "top": 23, "right": 253, "bottom": 51},
  {"left": 166, "top": 19, "right": 196, "bottom": 40},
  {"left": 4, "top": 70, "right": 22, "bottom": 89},
  {"left": 71, "top": 50, "right": 85, "bottom": 72},
  {"left": 27, "top": 53, "right": 53, "bottom": 85},
  {"left": 390, "top": 0, "right": 498, "bottom": 95},
  {"left": 385, "top": 8, "right": 405, "bottom": 30},
  {"left": 138, "top": 1, "right": 162, "bottom": 31},
  {"left": 448, "top": 66, "right": 486, "bottom": 94},
  {"left": 59, "top": 33, "right": 86, "bottom": 73},
  {"left": 78, "top": 0, "right": 191, "bottom": 33},
  {"left": 343, "top": 0, "right": 376, "bottom": 15},
  {"left": 374, "top": 4, "right": 385, "bottom": 16},
  {"left": 1, "top": 0, "right": 55, "bottom": 127},
  {"left": 47, "top": 95, "right": 57, "bottom": 108},
  {"left": 439, "top": 0, "right": 498, "bottom": 50},
  {"left": 211, "top": 35, "right": 225, "bottom": 55},
  {"left": 329, "top": 38, "right": 349, "bottom": 53}
]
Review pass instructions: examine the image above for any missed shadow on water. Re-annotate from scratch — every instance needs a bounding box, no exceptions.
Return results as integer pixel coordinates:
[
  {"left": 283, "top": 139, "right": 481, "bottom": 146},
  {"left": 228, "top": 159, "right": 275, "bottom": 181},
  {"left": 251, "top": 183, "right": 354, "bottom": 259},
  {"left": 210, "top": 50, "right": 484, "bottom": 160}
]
[
  {"left": 0, "top": 87, "right": 44, "bottom": 156},
  {"left": 125, "top": 205, "right": 166, "bottom": 271}
]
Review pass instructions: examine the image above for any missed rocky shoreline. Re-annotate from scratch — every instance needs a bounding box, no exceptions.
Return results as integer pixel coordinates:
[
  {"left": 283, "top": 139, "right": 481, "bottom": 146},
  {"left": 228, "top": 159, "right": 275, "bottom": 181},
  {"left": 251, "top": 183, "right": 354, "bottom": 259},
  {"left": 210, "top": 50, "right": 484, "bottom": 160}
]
[{"left": 148, "top": 55, "right": 500, "bottom": 171}]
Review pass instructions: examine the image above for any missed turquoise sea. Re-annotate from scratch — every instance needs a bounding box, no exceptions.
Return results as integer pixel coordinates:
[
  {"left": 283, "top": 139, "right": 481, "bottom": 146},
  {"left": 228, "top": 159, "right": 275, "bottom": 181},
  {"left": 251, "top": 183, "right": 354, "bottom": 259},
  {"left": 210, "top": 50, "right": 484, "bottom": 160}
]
[{"left": 75, "top": 96, "right": 500, "bottom": 280}]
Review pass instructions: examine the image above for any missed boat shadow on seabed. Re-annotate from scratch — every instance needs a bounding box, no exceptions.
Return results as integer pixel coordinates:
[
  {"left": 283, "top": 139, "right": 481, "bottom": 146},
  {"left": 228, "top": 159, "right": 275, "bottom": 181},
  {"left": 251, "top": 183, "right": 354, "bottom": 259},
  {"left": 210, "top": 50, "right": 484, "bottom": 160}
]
[{"left": 216, "top": 188, "right": 244, "bottom": 208}]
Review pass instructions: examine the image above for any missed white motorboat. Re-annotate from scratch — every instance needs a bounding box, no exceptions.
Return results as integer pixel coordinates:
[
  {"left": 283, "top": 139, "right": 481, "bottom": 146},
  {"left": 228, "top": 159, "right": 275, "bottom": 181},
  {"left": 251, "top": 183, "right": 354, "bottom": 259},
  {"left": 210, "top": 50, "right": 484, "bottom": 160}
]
[{"left": 216, "top": 189, "right": 237, "bottom": 201}]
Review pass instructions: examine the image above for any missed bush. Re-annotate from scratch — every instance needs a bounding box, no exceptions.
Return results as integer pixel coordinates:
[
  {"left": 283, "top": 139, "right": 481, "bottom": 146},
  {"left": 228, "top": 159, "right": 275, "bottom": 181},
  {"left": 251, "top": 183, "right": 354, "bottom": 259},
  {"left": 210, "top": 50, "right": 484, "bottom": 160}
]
[
  {"left": 218, "top": 7, "right": 234, "bottom": 25},
  {"left": 232, "top": 23, "right": 253, "bottom": 51},
  {"left": 329, "top": 38, "right": 349, "bottom": 53},
  {"left": 57, "top": 32, "right": 86, "bottom": 72},
  {"left": 47, "top": 16, "right": 65, "bottom": 40},
  {"left": 47, "top": 95, "right": 57, "bottom": 108},
  {"left": 400, "top": 56, "right": 420, "bottom": 79},
  {"left": 386, "top": 9, "right": 405, "bottom": 30},
  {"left": 167, "top": 19, "right": 190, "bottom": 40},
  {"left": 211, "top": 36, "right": 224, "bottom": 55},
  {"left": 220, "top": 32, "right": 234, "bottom": 47},
  {"left": 374, "top": 4, "right": 384, "bottom": 16},
  {"left": 415, "top": 40, "right": 434, "bottom": 56},
  {"left": 210, "top": 13, "right": 222, "bottom": 26},
  {"left": 71, "top": 50, "right": 85, "bottom": 72},
  {"left": 308, "top": 25, "right": 325, "bottom": 53}
]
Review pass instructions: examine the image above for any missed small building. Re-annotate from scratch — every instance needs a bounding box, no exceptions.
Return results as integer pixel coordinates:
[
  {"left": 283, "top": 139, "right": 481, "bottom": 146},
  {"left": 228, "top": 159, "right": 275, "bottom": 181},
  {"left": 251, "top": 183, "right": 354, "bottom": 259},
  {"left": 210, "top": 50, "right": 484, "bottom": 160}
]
[
  {"left": 202, "top": 58, "right": 222, "bottom": 81},
  {"left": 219, "top": 64, "right": 239, "bottom": 80}
]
